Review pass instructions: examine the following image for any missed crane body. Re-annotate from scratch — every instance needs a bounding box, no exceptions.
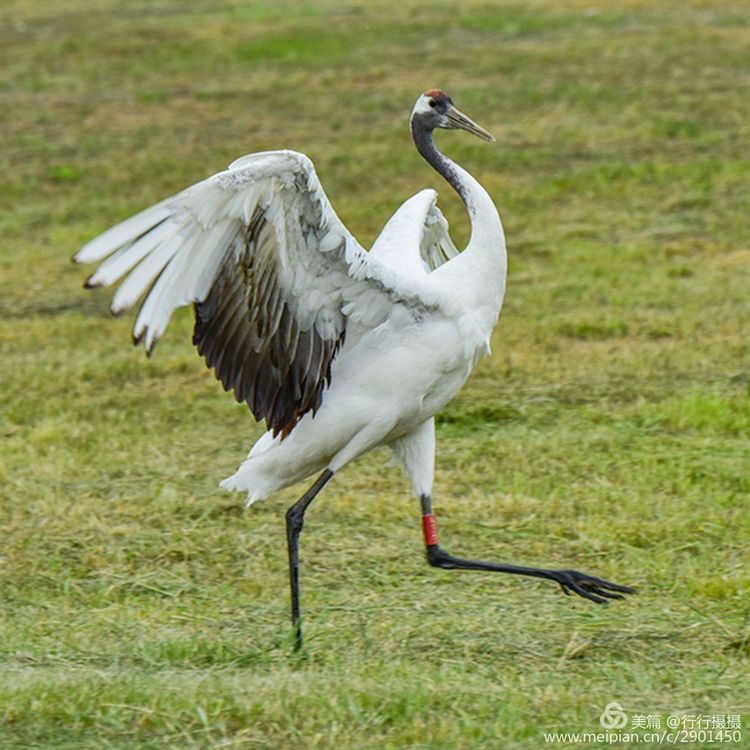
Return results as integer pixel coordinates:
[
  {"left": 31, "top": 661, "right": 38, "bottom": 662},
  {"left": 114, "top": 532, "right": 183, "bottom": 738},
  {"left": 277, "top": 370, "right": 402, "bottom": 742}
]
[
  {"left": 224, "top": 249, "right": 495, "bottom": 504},
  {"left": 76, "top": 90, "right": 633, "bottom": 649}
]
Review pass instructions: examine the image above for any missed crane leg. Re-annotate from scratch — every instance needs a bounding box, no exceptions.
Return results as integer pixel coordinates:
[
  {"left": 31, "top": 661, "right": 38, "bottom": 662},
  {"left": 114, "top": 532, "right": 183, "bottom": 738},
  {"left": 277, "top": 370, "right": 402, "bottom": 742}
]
[
  {"left": 418, "top": 495, "right": 635, "bottom": 603},
  {"left": 285, "top": 469, "right": 334, "bottom": 651}
]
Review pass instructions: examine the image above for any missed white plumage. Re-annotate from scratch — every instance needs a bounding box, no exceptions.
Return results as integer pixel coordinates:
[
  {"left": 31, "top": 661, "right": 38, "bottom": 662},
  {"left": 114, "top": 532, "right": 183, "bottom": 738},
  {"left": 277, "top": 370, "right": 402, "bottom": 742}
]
[
  {"left": 76, "top": 140, "right": 506, "bottom": 506},
  {"left": 77, "top": 90, "right": 634, "bottom": 648}
]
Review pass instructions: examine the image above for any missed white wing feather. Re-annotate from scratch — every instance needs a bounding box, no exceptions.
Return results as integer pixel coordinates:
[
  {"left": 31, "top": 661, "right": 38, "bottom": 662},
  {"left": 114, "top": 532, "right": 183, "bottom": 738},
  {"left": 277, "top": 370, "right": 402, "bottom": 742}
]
[
  {"left": 76, "top": 150, "right": 442, "bottom": 347},
  {"left": 369, "top": 189, "right": 458, "bottom": 276},
  {"left": 76, "top": 149, "right": 447, "bottom": 435}
]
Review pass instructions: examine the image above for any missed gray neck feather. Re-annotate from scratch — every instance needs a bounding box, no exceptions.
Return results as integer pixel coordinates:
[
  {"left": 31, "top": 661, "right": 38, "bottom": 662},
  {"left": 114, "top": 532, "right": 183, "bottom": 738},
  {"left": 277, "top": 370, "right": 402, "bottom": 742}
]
[{"left": 411, "top": 118, "right": 468, "bottom": 205}]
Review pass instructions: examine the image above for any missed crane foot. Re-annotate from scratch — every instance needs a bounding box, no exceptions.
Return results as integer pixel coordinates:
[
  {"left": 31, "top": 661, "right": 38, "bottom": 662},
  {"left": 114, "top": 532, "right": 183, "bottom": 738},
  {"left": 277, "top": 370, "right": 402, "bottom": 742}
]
[
  {"left": 549, "top": 569, "right": 636, "bottom": 604},
  {"left": 424, "top": 543, "right": 636, "bottom": 604}
]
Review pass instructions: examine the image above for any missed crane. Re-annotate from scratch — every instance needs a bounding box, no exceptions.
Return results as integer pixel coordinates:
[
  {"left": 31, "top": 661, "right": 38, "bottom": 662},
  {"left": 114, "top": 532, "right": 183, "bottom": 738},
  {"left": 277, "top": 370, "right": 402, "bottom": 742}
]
[{"left": 75, "top": 89, "right": 634, "bottom": 649}]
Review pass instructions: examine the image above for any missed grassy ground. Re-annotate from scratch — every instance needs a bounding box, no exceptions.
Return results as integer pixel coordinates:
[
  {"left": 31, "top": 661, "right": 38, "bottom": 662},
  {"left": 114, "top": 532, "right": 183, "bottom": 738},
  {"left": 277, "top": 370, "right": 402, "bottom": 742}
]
[{"left": 2, "top": 0, "right": 750, "bottom": 747}]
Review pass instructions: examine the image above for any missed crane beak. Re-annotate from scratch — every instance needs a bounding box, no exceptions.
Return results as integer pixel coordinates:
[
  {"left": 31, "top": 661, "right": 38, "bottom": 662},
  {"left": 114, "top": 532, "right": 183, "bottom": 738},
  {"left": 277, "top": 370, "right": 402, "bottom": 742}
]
[{"left": 444, "top": 106, "right": 495, "bottom": 142}]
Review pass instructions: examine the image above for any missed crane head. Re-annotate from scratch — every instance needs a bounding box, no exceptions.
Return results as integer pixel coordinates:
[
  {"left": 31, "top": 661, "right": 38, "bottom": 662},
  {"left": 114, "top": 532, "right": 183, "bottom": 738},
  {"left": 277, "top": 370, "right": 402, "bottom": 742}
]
[{"left": 411, "top": 89, "right": 495, "bottom": 142}]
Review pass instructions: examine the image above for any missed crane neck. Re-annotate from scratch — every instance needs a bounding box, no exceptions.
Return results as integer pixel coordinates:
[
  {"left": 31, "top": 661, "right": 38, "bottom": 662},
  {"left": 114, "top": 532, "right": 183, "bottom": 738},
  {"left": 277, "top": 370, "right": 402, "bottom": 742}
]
[
  {"left": 411, "top": 121, "right": 507, "bottom": 327},
  {"left": 411, "top": 122, "right": 504, "bottom": 252},
  {"left": 411, "top": 118, "right": 507, "bottom": 286},
  {"left": 411, "top": 120, "right": 471, "bottom": 204}
]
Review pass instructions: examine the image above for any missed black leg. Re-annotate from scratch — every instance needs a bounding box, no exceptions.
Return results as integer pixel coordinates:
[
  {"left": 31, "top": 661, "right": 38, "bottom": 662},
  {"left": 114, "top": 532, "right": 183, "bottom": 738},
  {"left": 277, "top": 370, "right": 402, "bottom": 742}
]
[
  {"left": 285, "top": 469, "right": 334, "bottom": 651},
  {"left": 419, "top": 494, "right": 635, "bottom": 604}
]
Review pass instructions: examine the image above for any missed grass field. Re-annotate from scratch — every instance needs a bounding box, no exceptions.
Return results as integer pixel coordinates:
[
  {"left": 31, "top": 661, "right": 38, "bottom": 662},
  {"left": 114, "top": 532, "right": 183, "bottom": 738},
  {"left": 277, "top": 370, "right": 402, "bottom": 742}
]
[{"left": 2, "top": 0, "right": 750, "bottom": 747}]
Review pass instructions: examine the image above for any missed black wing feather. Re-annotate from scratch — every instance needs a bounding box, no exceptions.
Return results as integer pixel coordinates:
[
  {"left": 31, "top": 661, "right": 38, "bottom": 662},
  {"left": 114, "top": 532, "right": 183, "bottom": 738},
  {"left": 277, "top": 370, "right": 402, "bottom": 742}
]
[{"left": 193, "top": 211, "right": 344, "bottom": 438}]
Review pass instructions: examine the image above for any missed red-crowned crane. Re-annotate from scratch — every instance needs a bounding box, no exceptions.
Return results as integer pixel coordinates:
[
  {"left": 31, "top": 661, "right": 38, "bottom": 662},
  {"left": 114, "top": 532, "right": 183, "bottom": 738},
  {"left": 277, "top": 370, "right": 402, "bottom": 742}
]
[{"left": 75, "top": 90, "right": 634, "bottom": 649}]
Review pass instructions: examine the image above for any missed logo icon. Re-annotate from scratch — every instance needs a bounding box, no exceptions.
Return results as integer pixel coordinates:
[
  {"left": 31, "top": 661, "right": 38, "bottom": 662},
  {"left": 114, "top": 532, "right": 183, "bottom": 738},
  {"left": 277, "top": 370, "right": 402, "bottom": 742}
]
[{"left": 600, "top": 702, "right": 628, "bottom": 730}]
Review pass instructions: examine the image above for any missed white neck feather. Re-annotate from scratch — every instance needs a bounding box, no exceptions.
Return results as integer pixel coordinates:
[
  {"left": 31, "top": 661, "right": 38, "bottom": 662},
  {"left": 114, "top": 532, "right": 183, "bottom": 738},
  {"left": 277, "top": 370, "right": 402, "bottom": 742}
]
[{"left": 443, "top": 156, "right": 507, "bottom": 334}]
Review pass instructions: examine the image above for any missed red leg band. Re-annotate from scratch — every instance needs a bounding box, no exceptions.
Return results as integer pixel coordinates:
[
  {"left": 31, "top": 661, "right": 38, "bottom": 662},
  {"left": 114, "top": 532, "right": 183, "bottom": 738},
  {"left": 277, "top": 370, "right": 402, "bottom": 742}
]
[{"left": 422, "top": 514, "right": 438, "bottom": 546}]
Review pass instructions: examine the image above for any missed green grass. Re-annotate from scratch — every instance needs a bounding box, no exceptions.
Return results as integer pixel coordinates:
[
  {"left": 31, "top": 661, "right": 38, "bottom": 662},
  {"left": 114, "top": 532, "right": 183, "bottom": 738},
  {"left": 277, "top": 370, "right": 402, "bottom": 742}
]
[{"left": 2, "top": 0, "right": 750, "bottom": 747}]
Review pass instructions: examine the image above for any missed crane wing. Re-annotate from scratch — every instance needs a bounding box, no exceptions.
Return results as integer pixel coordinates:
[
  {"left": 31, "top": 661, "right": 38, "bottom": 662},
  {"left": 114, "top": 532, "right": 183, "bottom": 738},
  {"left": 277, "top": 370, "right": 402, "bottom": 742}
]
[
  {"left": 369, "top": 189, "right": 459, "bottom": 277},
  {"left": 75, "top": 150, "right": 441, "bottom": 438}
]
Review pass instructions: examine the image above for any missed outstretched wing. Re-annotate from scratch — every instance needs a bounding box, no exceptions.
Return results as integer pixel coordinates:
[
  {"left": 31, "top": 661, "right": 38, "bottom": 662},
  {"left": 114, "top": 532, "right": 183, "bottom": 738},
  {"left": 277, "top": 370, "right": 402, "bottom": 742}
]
[
  {"left": 75, "top": 150, "right": 440, "bottom": 437},
  {"left": 418, "top": 195, "right": 459, "bottom": 271},
  {"left": 369, "top": 189, "right": 459, "bottom": 277}
]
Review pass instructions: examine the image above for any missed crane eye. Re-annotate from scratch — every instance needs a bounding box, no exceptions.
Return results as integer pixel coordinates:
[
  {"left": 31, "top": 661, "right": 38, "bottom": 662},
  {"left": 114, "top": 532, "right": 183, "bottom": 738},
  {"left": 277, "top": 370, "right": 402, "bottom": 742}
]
[{"left": 429, "top": 100, "right": 437, "bottom": 108}]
